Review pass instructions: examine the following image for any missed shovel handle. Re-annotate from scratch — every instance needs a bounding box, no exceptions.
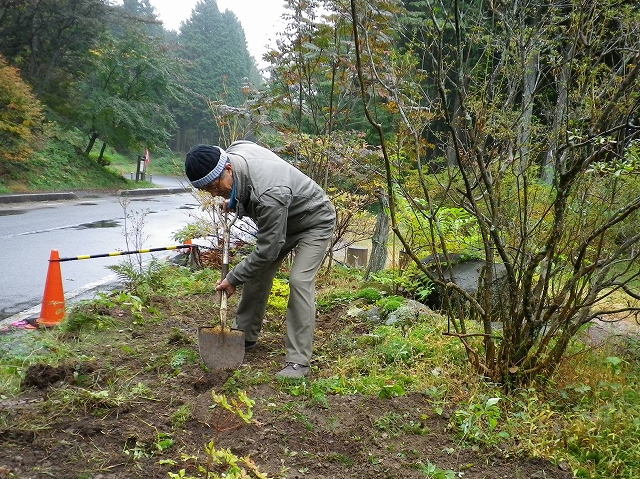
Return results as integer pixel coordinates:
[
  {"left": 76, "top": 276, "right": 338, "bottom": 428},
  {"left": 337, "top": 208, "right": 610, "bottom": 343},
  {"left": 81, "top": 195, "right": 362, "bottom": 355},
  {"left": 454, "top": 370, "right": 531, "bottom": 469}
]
[
  {"left": 215, "top": 205, "right": 233, "bottom": 329},
  {"left": 218, "top": 261, "right": 229, "bottom": 302},
  {"left": 220, "top": 289, "right": 228, "bottom": 329},
  {"left": 219, "top": 209, "right": 231, "bottom": 304}
]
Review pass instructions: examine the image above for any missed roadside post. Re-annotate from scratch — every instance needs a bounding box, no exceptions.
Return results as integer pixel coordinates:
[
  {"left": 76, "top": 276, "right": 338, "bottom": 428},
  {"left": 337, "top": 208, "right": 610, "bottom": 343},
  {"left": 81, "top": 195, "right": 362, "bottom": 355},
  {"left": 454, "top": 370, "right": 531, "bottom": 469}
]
[{"left": 135, "top": 155, "right": 147, "bottom": 181}]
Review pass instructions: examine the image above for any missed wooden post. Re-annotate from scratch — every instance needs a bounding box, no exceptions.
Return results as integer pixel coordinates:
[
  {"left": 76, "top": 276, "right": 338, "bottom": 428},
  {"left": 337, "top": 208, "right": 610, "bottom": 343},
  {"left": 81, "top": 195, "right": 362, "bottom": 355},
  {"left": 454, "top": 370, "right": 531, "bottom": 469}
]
[{"left": 347, "top": 246, "right": 368, "bottom": 267}]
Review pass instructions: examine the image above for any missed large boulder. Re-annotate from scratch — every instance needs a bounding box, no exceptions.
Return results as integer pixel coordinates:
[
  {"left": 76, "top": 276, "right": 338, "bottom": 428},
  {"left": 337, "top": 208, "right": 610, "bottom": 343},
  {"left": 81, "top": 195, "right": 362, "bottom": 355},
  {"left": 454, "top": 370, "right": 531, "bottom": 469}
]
[{"left": 421, "top": 257, "right": 507, "bottom": 317}]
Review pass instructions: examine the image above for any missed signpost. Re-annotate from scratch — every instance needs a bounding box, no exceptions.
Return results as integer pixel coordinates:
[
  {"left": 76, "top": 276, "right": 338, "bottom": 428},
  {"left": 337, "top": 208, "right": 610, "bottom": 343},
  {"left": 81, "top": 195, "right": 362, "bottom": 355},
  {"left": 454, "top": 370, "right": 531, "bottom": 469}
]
[{"left": 134, "top": 149, "right": 150, "bottom": 181}]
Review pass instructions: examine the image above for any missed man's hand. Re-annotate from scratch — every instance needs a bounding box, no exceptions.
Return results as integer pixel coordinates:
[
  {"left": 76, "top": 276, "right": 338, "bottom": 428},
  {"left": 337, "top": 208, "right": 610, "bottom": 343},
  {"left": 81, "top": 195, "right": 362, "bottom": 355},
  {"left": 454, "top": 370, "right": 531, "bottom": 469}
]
[
  {"left": 216, "top": 278, "right": 236, "bottom": 297},
  {"left": 213, "top": 198, "right": 231, "bottom": 212}
]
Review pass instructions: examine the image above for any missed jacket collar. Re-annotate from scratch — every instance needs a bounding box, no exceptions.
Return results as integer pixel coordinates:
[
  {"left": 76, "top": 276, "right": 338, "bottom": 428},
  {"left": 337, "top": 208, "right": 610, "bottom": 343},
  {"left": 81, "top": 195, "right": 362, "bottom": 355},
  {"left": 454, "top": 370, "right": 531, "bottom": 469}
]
[{"left": 228, "top": 154, "right": 250, "bottom": 208}]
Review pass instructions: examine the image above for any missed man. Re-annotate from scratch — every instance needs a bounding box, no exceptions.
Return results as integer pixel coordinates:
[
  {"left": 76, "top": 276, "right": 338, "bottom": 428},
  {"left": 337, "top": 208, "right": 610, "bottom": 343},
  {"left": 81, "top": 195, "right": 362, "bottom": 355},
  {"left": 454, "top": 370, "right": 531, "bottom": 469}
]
[{"left": 185, "top": 141, "right": 336, "bottom": 379}]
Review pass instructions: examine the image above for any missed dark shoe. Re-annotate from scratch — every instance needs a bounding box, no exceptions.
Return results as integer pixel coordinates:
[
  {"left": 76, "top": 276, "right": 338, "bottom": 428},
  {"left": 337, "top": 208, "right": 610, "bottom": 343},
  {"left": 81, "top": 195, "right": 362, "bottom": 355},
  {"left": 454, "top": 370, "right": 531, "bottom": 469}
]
[
  {"left": 245, "top": 340, "right": 258, "bottom": 351},
  {"left": 276, "top": 363, "right": 310, "bottom": 379}
]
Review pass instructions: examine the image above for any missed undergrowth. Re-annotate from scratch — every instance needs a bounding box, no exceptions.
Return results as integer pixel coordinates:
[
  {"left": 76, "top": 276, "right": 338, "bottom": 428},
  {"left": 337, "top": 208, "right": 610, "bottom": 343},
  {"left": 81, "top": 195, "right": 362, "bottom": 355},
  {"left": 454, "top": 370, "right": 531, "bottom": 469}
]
[{"left": 0, "top": 262, "right": 638, "bottom": 478}]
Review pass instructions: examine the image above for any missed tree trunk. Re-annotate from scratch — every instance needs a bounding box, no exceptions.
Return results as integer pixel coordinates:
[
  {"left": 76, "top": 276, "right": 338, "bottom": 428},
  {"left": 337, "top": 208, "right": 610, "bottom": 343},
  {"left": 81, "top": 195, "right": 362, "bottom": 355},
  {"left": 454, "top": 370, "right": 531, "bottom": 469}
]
[
  {"left": 97, "top": 142, "right": 107, "bottom": 165},
  {"left": 542, "top": 44, "right": 573, "bottom": 184},
  {"left": 518, "top": 51, "right": 539, "bottom": 172},
  {"left": 365, "top": 191, "right": 390, "bottom": 278},
  {"left": 85, "top": 131, "right": 98, "bottom": 156}
]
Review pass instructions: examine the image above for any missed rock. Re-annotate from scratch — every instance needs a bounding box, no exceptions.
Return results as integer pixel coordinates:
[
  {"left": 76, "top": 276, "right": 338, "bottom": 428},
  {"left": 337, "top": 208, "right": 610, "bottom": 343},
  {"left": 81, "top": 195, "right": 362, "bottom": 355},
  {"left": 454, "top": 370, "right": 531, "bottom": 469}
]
[
  {"left": 346, "top": 305, "right": 384, "bottom": 323},
  {"left": 385, "top": 300, "right": 432, "bottom": 326},
  {"left": 422, "top": 259, "right": 508, "bottom": 317}
]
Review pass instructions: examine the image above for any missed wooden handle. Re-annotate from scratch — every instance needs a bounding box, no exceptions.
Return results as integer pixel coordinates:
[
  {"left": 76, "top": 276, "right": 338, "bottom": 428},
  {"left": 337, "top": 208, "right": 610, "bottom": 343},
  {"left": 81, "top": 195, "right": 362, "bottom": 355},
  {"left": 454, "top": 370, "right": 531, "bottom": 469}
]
[{"left": 220, "top": 289, "right": 228, "bottom": 329}]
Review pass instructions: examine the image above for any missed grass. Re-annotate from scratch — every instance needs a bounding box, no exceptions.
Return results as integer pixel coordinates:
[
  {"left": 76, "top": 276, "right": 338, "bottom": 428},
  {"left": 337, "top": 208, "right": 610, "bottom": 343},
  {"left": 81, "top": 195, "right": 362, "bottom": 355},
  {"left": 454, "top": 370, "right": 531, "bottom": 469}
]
[
  {"left": 545, "top": 344, "right": 640, "bottom": 477},
  {"left": 0, "top": 138, "right": 128, "bottom": 193},
  {"left": 0, "top": 262, "right": 639, "bottom": 478},
  {"left": 104, "top": 146, "right": 184, "bottom": 179},
  {"left": 0, "top": 125, "right": 184, "bottom": 194},
  {"left": 0, "top": 329, "right": 75, "bottom": 395},
  {"left": 273, "top": 270, "right": 640, "bottom": 478},
  {"left": 259, "top": 266, "right": 633, "bottom": 477}
]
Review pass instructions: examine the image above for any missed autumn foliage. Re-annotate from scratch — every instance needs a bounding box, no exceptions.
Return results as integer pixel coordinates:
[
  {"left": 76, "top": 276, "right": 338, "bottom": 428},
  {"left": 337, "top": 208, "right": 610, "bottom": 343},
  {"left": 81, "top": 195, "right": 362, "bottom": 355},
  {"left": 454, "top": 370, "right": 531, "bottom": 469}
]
[{"left": 0, "top": 54, "right": 43, "bottom": 163}]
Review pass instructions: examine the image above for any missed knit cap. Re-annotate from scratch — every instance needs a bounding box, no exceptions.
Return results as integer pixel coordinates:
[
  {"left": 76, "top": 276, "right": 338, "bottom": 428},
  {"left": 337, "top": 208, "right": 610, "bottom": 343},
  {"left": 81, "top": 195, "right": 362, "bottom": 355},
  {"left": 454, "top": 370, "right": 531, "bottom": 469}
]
[{"left": 185, "top": 145, "right": 228, "bottom": 188}]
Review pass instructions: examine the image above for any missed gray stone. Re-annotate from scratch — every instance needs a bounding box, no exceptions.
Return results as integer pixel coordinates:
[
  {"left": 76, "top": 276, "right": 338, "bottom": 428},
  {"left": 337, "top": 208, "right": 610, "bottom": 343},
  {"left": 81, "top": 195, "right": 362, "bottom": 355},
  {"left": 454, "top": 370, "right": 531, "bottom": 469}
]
[
  {"left": 423, "top": 259, "right": 508, "bottom": 318},
  {"left": 385, "top": 299, "right": 432, "bottom": 326}
]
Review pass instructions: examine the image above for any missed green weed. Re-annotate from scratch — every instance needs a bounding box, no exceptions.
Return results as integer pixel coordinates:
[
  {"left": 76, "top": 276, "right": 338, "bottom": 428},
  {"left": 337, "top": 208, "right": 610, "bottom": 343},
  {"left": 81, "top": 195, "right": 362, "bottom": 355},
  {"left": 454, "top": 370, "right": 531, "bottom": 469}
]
[
  {"left": 121, "top": 431, "right": 175, "bottom": 461},
  {"left": 62, "top": 292, "right": 141, "bottom": 333},
  {"left": 492, "top": 347, "right": 640, "bottom": 478},
  {"left": 156, "top": 432, "right": 175, "bottom": 452},
  {"left": 109, "top": 258, "right": 168, "bottom": 299},
  {"left": 316, "top": 289, "right": 357, "bottom": 312},
  {"left": 161, "top": 267, "right": 218, "bottom": 295},
  {"left": 318, "top": 313, "right": 468, "bottom": 398},
  {"left": 223, "top": 366, "right": 272, "bottom": 390},
  {"left": 416, "top": 460, "right": 462, "bottom": 478},
  {"left": 368, "top": 268, "right": 434, "bottom": 302},
  {"left": 454, "top": 396, "right": 509, "bottom": 447},
  {"left": 171, "top": 404, "right": 193, "bottom": 428},
  {"left": 0, "top": 331, "right": 73, "bottom": 396},
  {"left": 165, "top": 391, "right": 268, "bottom": 479},
  {"left": 266, "top": 278, "right": 290, "bottom": 314},
  {"left": 266, "top": 401, "right": 315, "bottom": 430},
  {"left": 326, "top": 452, "right": 355, "bottom": 466},
  {"left": 355, "top": 287, "right": 383, "bottom": 303},
  {"left": 560, "top": 373, "right": 640, "bottom": 478},
  {"left": 170, "top": 349, "right": 199, "bottom": 371},
  {"left": 48, "top": 382, "right": 138, "bottom": 415},
  {"left": 375, "top": 295, "right": 405, "bottom": 316},
  {"left": 374, "top": 411, "right": 429, "bottom": 437},
  {"left": 278, "top": 376, "right": 358, "bottom": 406}
]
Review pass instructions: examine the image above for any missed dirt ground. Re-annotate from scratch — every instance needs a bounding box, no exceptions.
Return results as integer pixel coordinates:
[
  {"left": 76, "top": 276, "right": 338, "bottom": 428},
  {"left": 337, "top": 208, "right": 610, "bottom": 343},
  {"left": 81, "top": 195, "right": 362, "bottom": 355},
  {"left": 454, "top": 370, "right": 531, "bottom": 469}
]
[{"left": 0, "top": 288, "right": 590, "bottom": 479}]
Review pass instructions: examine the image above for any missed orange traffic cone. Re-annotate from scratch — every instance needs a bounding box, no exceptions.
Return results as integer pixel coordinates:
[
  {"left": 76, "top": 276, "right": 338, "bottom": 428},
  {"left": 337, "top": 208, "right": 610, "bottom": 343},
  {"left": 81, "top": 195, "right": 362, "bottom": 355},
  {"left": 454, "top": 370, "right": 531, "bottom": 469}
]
[
  {"left": 180, "top": 238, "right": 192, "bottom": 254},
  {"left": 36, "top": 249, "right": 66, "bottom": 327},
  {"left": 184, "top": 239, "right": 201, "bottom": 268}
]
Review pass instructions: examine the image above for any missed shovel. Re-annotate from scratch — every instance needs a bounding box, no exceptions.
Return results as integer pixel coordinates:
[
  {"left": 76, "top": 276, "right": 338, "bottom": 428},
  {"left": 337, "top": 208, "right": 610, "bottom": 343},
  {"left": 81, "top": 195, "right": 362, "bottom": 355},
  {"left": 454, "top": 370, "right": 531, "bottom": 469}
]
[{"left": 198, "top": 208, "right": 245, "bottom": 370}]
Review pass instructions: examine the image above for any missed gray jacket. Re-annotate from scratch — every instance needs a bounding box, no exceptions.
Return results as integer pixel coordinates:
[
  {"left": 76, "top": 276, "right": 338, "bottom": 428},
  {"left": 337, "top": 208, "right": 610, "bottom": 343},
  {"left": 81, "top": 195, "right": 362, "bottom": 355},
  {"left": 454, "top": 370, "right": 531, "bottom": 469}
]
[{"left": 225, "top": 141, "right": 335, "bottom": 286}]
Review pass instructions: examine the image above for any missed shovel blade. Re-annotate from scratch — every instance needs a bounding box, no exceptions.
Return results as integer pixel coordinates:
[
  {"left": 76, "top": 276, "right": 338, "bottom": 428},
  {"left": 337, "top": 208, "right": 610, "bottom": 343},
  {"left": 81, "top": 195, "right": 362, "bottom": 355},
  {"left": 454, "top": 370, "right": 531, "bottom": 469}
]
[{"left": 198, "top": 326, "right": 245, "bottom": 370}]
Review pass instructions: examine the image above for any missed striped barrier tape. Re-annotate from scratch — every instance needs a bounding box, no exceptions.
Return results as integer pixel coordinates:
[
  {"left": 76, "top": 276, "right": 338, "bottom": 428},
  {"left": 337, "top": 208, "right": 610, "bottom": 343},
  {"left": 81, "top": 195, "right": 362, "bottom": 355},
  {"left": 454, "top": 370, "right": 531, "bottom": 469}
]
[{"left": 53, "top": 244, "right": 194, "bottom": 262}]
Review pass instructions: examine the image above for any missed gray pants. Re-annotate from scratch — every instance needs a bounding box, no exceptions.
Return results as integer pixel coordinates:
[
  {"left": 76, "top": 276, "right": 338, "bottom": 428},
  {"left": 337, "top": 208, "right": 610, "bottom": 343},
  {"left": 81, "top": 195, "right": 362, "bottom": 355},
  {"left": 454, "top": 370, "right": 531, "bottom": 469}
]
[{"left": 233, "top": 232, "right": 332, "bottom": 365}]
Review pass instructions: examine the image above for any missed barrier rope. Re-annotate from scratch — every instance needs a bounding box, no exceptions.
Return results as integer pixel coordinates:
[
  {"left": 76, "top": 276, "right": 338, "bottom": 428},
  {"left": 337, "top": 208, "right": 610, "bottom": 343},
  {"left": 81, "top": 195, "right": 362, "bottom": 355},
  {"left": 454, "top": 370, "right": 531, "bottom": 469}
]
[{"left": 53, "top": 244, "right": 193, "bottom": 262}]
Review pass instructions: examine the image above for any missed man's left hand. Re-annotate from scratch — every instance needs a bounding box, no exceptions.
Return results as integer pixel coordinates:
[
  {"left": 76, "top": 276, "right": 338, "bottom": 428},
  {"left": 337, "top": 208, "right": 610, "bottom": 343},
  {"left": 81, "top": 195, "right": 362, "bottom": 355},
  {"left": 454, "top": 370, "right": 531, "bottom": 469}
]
[{"left": 216, "top": 278, "right": 236, "bottom": 297}]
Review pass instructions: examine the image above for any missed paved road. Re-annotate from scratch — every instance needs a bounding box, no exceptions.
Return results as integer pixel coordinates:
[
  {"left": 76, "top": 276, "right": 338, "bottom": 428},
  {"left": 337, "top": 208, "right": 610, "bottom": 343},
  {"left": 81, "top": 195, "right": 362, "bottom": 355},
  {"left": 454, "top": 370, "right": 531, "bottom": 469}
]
[{"left": 0, "top": 178, "right": 200, "bottom": 325}]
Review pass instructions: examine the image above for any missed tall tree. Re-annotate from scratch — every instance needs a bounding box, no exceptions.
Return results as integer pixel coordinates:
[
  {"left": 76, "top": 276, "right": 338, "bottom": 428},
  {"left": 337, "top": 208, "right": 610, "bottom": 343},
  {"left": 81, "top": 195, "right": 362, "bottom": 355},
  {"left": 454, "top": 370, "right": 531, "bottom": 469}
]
[
  {"left": 172, "top": 0, "right": 259, "bottom": 150},
  {"left": 264, "top": 0, "right": 387, "bottom": 140},
  {"left": 76, "top": 25, "right": 181, "bottom": 156},
  {"left": 261, "top": 0, "right": 396, "bottom": 189},
  {"left": 120, "top": 0, "right": 165, "bottom": 36}
]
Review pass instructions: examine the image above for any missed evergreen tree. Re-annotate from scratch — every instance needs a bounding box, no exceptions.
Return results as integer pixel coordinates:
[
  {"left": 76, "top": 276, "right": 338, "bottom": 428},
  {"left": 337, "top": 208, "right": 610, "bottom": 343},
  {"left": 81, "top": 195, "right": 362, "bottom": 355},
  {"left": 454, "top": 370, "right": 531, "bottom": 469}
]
[
  {"left": 120, "top": 0, "right": 165, "bottom": 37},
  {"left": 172, "top": 0, "right": 259, "bottom": 150}
]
